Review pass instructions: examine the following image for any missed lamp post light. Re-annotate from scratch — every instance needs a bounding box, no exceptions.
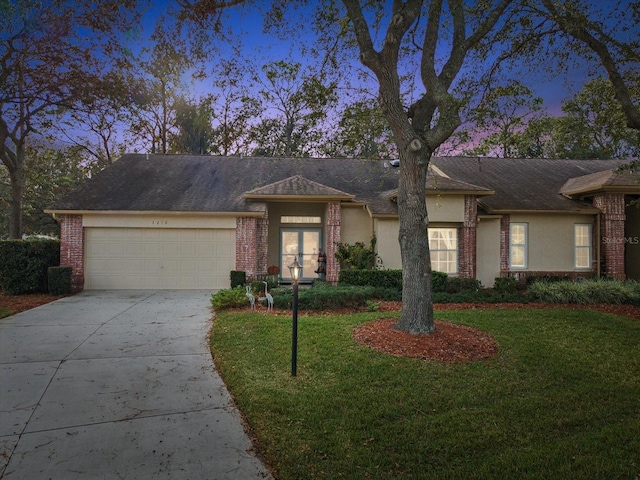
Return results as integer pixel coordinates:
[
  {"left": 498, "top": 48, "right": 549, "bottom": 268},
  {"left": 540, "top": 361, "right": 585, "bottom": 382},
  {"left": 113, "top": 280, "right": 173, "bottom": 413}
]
[{"left": 289, "top": 257, "right": 302, "bottom": 377}]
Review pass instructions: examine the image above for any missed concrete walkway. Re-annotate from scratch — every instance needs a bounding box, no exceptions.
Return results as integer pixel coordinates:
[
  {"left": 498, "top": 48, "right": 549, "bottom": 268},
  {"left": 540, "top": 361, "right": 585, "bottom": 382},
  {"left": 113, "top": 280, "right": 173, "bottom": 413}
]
[{"left": 0, "top": 290, "right": 272, "bottom": 479}]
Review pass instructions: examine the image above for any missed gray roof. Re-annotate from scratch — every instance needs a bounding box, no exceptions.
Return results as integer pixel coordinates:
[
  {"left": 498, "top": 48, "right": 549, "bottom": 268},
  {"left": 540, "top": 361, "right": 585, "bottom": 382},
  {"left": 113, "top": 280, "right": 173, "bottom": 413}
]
[
  {"left": 431, "top": 157, "right": 634, "bottom": 213},
  {"left": 48, "top": 154, "right": 401, "bottom": 215},
  {"left": 48, "top": 154, "right": 639, "bottom": 217},
  {"left": 245, "top": 175, "right": 355, "bottom": 199},
  {"left": 560, "top": 168, "right": 640, "bottom": 197}
]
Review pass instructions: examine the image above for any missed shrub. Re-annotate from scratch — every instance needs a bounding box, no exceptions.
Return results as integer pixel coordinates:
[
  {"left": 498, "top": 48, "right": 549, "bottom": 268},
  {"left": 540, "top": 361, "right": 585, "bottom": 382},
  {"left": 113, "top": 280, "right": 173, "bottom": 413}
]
[
  {"left": 528, "top": 279, "right": 640, "bottom": 305},
  {"left": 433, "top": 289, "right": 529, "bottom": 304},
  {"left": 0, "top": 239, "right": 60, "bottom": 294},
  {"left": 211, "top": 286, "right": 250, "bottom": 310},
  {"left": 494, "top": 277, "right": 517, "bottom": 294},
  {"left": 446, "top": 277, "right": 481, "bottom": 293},
  {"left": 48, "top": 266, "right": 72, "bottom": 295},
  {"left": 339, "top": 269, "right": 448, "bottom": 293},
  {"left": 431, "top": 271, "right": 448, "bottom": 293},
  {"left": 270, "top": 284, "right": 378, "bottom": 311},
  {"left": 339, "top": 269, "right": 402, "bottom": 290},
  {"left": 525, "top": 274, "right": 571, "bottom": 285},
  {"left": 335, "top": 237, "right": 378, "bottom": 270},
  {"left": 230, "top": 271, "right": 246, "bottom": 289}
]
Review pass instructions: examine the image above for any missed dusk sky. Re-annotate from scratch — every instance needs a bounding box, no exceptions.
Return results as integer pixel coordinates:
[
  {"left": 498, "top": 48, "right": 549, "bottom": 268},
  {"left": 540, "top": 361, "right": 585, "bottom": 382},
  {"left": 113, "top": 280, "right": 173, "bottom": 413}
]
[
  {"left": 132, "top": 1, "right": 596, "bottom": 115},
  {"left": 128, "top": 1, "right": 635, "bottom": 120}
]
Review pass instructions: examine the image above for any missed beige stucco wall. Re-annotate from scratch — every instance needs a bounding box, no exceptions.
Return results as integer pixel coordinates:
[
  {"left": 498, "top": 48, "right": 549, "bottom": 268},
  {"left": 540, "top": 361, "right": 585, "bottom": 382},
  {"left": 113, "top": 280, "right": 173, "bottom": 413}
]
[
  {"left": 374, "top": 218, "right": 401, "bottom": 269},
  {"left": 426, "top": 195, "right": 465, "bottom": 222},
  {"left": 509, "top": 213, "right": 595, "bottom": 272},
  {"left": 625, "top": 201, "right": 640, "bottom": 280},
  {"left": 82, "top": 213, "right": 237, "bottom": 229},
  {"left": 341, "top": 205, "right": 373, "bottom": 245},
  {"left": 477, "top": 217, "right": 501, "bottom": 288}
]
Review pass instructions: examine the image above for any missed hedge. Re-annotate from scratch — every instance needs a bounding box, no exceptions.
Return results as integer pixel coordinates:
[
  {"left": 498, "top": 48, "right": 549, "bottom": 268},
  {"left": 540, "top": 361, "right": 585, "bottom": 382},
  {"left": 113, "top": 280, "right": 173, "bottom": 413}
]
[
  {"left": 0, "top": 239, "right": 60, "bottom": 294},
  {"left": 338, "top": 269, "right": 449, "bottom": 293},
  {"left": 48, "top": 266, "right": 72, "bottom": 295}
]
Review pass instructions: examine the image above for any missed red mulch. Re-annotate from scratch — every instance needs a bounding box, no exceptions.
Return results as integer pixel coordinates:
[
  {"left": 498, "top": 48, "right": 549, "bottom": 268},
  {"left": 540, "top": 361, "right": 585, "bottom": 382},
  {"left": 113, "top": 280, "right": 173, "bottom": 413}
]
[
  {"left": 0, "top": 292, "right": 67, "bottom": 314},
  {"left": 353, "top": 318, "right": 499, "bottom": 363}
]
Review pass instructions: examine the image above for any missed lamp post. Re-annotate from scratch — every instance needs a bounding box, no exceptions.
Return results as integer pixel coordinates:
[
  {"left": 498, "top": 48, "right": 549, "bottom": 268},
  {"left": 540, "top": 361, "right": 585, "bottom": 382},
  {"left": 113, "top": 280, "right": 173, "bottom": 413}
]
[{"left": 289, "top": 257, "right": 302, "bottom": 376}]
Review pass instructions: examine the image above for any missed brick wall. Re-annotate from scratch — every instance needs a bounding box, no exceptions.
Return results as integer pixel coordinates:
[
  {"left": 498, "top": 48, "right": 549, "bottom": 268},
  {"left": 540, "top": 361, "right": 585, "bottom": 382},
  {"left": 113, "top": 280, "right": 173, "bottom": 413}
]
[
  {"left": 499, "top": 214, "right": 511, "bottom": 276},
  {"left": 458, "top": 195, "right": 477, "bottom": 278},
  {"left": 256, "top": 210, "right": 269, "bottom": 278},
  {"left": 325, "top": 202, "right": 341, "bottom": 284},
  {"left": 236, "top": 217, "right": 258, "bottom": 281},
  {"left": 593, "top": 193, "right": 626, "bottom": 280},
  {"left": 59, "top": 214, "right": 84, "bottom": 292}
]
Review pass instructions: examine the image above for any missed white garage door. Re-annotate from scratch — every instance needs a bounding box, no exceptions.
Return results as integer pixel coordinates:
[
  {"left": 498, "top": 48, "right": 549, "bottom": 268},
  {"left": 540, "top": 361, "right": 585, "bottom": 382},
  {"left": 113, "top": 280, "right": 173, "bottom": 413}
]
[{"left": 85, "top": 228, "right": 235, "bottom": 290}]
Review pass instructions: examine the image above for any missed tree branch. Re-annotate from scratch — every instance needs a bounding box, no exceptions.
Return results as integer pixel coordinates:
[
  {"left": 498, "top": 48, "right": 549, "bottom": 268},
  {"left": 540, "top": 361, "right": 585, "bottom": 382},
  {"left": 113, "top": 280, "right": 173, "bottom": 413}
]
[{"left": 540, "top": 0, "right": 640, "bottom": 130}]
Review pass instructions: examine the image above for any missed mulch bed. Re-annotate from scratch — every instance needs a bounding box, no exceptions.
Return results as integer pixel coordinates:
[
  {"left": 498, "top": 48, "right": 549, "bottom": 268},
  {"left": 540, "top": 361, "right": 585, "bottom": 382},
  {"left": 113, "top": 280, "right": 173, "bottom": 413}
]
[
  {"left": 0, "top": 292, "right": 68, "bottom": 314},
  {"left": 353, "top": 318, "right": 499, "bottom": 363}
]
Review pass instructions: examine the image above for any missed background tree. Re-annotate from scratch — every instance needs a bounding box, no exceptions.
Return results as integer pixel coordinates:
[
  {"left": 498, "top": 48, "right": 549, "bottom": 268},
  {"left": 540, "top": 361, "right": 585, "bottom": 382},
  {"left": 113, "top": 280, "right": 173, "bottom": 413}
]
[
  {"left": 170, "top": 95, "right": 216, "bottom": 154},
  {"left": 0, "top": 0, "right": 141, "bottom": 239},
  {"left": 209, "top": 59, "right": 262, "bottom": 156},
  {"left": 507, "top": 77, "right": 640, "bottom": 159},
  {"left": 52, "top": 72, "right": 132, "bottom": 169},
  {"left": 462, "top": 82, "right": 544, "bottom": 157},
  {"left": 127, "top": 20, "right": 192, "bottom": 155},
  {"left": 322, "top": 99, "right": 397, "bottom": 159},
  {"left": 0, "top": 143, "right": 90, "bottom": 238},
  {"left": 250, "top": 60, "right": 338, "bottom": 157}
]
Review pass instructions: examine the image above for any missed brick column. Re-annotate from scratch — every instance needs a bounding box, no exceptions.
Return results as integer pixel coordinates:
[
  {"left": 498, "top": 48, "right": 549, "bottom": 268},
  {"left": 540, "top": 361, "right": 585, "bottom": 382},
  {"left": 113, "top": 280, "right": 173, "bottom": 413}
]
[
  {"left": 236, "top": 217, "right": 258, "bottom": 281},
  {"left": 458, "top": 195, "right": 477, "bottom": 278},
  {"left": 593, "top": 193, "right": 626, "bottom": 280},
  {"left": 325, "top": 202, "right": 341, "bottom": 284},
  {"left": 59, "top": 214, "right": 84, "bottom": 292},
  {"left": 499, "top": 214, "right": 511, "bottom": 277},
  {"left": 256, "top": 209, "right": 269, "bottom": 278}
]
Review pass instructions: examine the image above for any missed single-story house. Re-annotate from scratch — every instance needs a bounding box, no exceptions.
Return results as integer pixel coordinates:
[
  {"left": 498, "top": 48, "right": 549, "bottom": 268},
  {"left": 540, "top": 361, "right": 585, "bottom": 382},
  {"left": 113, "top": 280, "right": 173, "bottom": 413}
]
[{"left": 46, "top": 154, "right": 640, "bottom": 291}]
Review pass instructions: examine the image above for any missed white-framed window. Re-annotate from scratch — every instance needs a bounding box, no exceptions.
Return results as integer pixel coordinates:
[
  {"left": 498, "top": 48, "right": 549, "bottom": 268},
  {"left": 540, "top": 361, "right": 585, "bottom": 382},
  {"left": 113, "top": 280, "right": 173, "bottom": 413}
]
[
  {"left": 281, "top": 216, "right": 321, "bottom": 224},
  {"left": 575, "top": 224, "right": 592, "bottom": 269},
  {"left": 428, "top": 228, "right": 458, "bottom": 274},
  {"left": 510, "top": 223, "right": 528, "bottom": 269}
]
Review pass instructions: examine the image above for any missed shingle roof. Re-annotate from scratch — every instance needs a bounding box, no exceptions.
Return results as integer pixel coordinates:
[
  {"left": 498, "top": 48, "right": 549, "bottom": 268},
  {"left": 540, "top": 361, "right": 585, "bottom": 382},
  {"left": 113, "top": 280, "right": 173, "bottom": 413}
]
[
  {"left": 48, "top": 154, "right": 401, "bottom": 215},
  {"left": 386, "top": 174, "right": 493, "bottom": 200},
  {"left": 48, "top": 154, "right": 638, "bottom": 217},
  {"left": 244, "top": 175, "right": 355, "bottom": 199},
  {"left": 431, "top": 157, "right": 634, "bottom": 213},
  {"left": 560, "top": 168, "right": 640, "bottom": 197}
]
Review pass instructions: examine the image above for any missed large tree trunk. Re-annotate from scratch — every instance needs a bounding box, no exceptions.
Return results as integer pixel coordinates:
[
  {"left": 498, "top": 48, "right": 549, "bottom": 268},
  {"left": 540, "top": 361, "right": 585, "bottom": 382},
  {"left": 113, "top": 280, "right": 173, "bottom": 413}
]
[{"left": 395, "top": 148, "right": 435, "bottom": 334}]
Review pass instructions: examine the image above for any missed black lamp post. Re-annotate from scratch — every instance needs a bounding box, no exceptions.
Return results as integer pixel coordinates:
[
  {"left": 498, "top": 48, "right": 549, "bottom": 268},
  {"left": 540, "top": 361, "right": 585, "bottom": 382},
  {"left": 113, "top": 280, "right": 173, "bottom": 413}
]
[{"left": 289, "top": 257, "right": 302, "bottom": 376}]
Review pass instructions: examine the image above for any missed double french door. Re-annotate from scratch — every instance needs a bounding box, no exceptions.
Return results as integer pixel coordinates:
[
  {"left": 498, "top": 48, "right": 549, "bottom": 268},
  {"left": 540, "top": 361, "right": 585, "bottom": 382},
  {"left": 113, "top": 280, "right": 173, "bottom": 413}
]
[{"left": 280, "top": 228, "right": 322, "bottom": 281}]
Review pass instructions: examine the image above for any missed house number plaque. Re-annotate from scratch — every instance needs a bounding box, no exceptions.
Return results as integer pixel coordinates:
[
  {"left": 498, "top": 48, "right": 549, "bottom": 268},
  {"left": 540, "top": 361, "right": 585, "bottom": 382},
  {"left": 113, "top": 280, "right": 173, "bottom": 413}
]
[{"left": 151, "top": 220, "right": 168, "bottom": 225}]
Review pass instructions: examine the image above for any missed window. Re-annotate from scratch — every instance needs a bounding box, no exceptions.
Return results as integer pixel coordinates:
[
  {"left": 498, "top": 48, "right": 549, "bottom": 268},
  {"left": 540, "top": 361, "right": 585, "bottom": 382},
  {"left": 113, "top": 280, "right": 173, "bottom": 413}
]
[
  {"left": 510, "top": 223, "right": 528, "bottom": 269},
  {"left": 575, "top": 224, "right": 592, "bottom": 269},
  {"left": 429, "top": 228, "right": 457, "bottom": 274},
  {"left": 281, "top": 216, "right": 321, "bottom": 224}
]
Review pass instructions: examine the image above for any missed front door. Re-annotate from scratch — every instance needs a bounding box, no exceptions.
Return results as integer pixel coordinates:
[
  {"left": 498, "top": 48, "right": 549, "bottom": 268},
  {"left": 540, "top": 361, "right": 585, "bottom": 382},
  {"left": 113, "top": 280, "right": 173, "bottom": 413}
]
[{"left": 280, "top": 228, "right": 322, "bottom": 281}]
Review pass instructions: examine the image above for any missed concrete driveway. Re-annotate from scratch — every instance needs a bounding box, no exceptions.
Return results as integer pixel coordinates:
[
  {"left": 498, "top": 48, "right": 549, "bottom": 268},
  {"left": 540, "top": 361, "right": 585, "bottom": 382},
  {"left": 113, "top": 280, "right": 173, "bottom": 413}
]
[{"left": 0, "top": 290, "right": 272, "bottom": 479}]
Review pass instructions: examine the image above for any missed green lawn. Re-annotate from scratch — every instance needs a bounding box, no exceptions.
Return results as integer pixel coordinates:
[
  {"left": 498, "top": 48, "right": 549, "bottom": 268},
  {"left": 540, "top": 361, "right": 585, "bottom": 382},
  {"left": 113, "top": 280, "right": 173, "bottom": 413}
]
[
  {"left": 0, "top": 307, "right": 13, "bottom": 319},
  {"left": 210, "top": 308, "right": 640, "bottom": 480}
]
